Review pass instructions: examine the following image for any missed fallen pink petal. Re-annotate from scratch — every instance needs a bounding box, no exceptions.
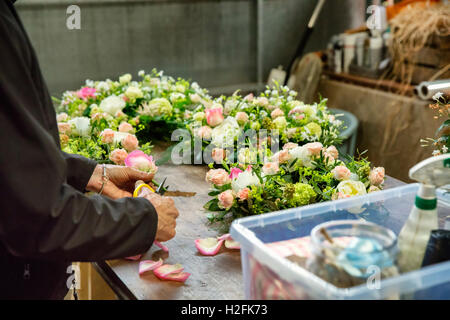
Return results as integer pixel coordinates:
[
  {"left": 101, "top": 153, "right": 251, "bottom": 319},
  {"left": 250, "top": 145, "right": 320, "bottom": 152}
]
[
  {"left": 154, "top": 264, "right": 184, "bottom": 278},
  {"left": 157, "top": 272, "right": 191, "bottom": 282},
  {"left": 154, "top": 241, "right": 169, "bottom": 252},
  {"left": 195, "top": 237, "right": 225, "bottom": 256},
  {"left": 125, "top": 255, "right": 143, "bottom": 261},
  {"left": 224, "top": 239, "right": 241, "bottom": 250},
  {"left": 138, "top": 259, "right": 163, "bottom": 275},
  {"left": 218, "top": 233, "right": 232, "bottom": 241}
]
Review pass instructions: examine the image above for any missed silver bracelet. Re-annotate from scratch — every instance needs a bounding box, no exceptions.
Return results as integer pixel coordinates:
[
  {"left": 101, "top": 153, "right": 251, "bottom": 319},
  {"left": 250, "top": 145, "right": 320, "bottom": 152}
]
[{"left": 98, "top": 164, "right": 109, "bottom": 195}]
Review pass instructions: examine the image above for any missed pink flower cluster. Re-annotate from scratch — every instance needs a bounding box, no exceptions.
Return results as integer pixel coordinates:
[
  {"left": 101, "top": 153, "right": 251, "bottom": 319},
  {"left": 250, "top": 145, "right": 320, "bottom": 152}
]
[{"left": 76, "top": 87, "right": 96, "bottom": 100}]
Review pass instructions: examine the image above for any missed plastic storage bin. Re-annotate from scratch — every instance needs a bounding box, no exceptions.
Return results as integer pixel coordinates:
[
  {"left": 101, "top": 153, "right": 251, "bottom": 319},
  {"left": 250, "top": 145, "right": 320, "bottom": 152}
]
[{"left": 230, "top": 184, "right": 450, "bottom": 300}]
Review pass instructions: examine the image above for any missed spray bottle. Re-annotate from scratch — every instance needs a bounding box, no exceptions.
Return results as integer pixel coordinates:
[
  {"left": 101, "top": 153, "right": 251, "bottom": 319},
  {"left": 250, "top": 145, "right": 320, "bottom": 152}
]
[{"left": 397, "top": 154, "right": 450, "bottom": 273}]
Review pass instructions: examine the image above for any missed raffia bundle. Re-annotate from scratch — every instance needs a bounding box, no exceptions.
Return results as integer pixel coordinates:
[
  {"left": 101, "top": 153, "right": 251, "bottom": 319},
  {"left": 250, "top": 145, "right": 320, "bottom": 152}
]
[{"left": 388, "top": 2, "right": 450, "bottom": 89}]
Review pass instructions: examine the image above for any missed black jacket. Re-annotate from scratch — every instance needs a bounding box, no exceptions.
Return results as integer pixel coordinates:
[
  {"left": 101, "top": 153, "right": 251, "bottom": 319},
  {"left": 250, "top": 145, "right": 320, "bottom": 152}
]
[{"left": 0, "top": 1, "right": 158, "bottom": 299}]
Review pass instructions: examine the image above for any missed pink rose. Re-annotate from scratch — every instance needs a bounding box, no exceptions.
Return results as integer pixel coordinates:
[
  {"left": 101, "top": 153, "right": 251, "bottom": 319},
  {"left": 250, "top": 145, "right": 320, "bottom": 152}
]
[
  {"left": 57, "top": 122, "right": 71, "bottom": 135},
  {"left": 262, "top": 162, "right": 280, "bottom": 175},
  {"left": 206, "top": 108, "right": 224, "bottom": 127},
  {"left": 369, "top": 167, "right": 385, "bottom": 186},
  {"left": 211, "top": 148, "right": 227, "bottom": 164},
  {"left": 271, "top": 108, "right": 284, "bottom": 119},
  {"left": 100, "top": 129, "right": 115, "bottom": 144},
  {"left": 195, "top": 126, "right": 212, "bottom": 140},
  {"left": 294, "top": 114, "right": 305, "bottom": 121},
  {"left": 236, "top": 187, "right": 250, "bottom": 201},
  {"left": 77, "top": 87, "right": 96, "bottom": 100},
  {"left": 124, "top": 150, "right": 158, "bottom": 174},
  {"left": 56, "top": 113, "right": 68, "bottom": 122},
  {"left": 229, "top": 167, "right": 243, "bottom": 180},
  {"left": 118, "top": 122, "right": 133, "bottom": 133},
  {"left": 288, "top": 106, "right": 304, "bottom": 117},
  {"left": 206, "top": 169, "right": 231, "bottom": 186},
  {"left": 254, "top": 97, "right": 269, "bottom": 107},
  {"left": 283, "top": 142, "right": 298, "bottom": 150},
  {"left": 122, "top": 134, "right": 139, "bottom": 152},
  {"left": 331, "top": 165, "right": 351, "bottom": 181},
  {"left": 323, "top": 152, "right": 336, "bottom": 164},
  {"left": 243, "top": 93, "right": 254, "bottom": 102},
  {"left": 271, "top": 149, "right": 291, "bottom": 164},
  {"left": 304, "top": 142, "right": 323, "bottom": 156},
  {"left": 235, "top": 112, "right": 249, "bottom": 125},
  {"left": 326, "top": 146, "right": 339, "bottom": 160},
  {"left": 218, "top": 190, "right": 234, "bottom": 210},
  {"left": 109, "top": 148, "right": 128, "bottom": 165}
]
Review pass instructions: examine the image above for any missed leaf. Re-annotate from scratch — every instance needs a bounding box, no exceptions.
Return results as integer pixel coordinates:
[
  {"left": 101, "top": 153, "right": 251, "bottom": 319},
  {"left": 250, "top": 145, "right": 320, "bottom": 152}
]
[{"left": 208, "top": 190, "right": 221, "bottom": 196}]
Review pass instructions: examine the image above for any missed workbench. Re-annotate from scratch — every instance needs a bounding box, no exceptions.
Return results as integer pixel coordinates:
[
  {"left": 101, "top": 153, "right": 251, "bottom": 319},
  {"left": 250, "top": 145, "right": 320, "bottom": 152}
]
[{"left": 91, "top": 143, "right": 406, "bottom": 300}]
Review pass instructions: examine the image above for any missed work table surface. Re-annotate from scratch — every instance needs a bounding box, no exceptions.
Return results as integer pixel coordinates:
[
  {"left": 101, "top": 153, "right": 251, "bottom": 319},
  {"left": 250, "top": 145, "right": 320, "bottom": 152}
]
[{"left": 93, "top": 146, "right": 408, "bottom": 300}]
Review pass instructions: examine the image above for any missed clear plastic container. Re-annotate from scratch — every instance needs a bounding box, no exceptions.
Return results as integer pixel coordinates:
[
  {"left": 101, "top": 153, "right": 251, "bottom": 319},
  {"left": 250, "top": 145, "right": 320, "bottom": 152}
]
[{"left": 230, "top": 183, "right": 450, "bottom": 300}]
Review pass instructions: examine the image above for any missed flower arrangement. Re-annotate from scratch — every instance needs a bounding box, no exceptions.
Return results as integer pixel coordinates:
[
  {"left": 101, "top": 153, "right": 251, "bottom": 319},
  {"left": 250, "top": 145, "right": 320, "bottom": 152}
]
[
  {"left": 56, "top": 69, "right": 342, "bottom": 165},
  {"left": 56, "top": 69, "right": 385, "bottom": 228},
  {"left": 421, "top": 92, "right": 449, "bottom": 156},
  {"left": 204, "top": 143, "right": 385, "bottom": 225}
]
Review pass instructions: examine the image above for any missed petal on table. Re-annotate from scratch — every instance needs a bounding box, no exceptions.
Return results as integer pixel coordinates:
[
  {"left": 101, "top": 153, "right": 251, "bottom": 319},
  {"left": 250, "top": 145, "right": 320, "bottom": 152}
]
[
  {"left": 156, "top": 272, "right": 191, "bottom": 282},
  {"left": 154, "top": 264, "right": 184, "bottom": 278},
  {"left": 217, "top": 233, "right": 232, "bottom": 241},
  {"left": 138, "top": 259, "right": 163, "bottom": 275},
  {"left": 125, "top": 255, "right": 143, "bottom": 261},
  {"left": 195, "top": 238, "right": 225, "bottom": 256},
  {"left": 224, "top": 239, "right": 241, "bottom": 250}
]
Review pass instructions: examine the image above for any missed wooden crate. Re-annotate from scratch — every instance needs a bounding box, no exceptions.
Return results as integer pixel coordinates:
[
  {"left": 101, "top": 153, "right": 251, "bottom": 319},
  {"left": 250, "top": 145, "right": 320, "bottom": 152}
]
[{"left": 399, "top": 35, "right": 450, "bottom": 84}]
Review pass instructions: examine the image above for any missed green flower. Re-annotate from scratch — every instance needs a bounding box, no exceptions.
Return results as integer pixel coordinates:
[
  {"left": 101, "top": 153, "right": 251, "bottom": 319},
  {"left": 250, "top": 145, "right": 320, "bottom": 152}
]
[
  {"left": 141, "top": 98, "right": 173, "bottom": 117},
  {"left": 284, "top": 183, "right": 316, "bottom": 207},
  {"left": 125, "top": 86, "right": 143, "bottom": 101},
  {"left": 305, "top": 122, "right": 322, "bottom": 138},
  {"left": 273, "top": 116, "right": 287, "bottom": 130}
]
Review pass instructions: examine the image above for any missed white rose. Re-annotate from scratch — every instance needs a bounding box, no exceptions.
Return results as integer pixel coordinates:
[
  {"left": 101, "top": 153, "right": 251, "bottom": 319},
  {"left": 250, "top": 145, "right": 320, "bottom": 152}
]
[
  {"left": 68, "top": 117, "right": 91, "bottom": 137},
  {"left": 231, "top": 171, "right": 260, "bottom": 193},
  {"left": 211, "top": 117, "right": 241, "bottom": 148},
  {"left": 113, "top": 131, "right": 129, "bottom": 144},
  {"left": 237, "top": 148, "right": 257, "bottom": 164},
  {"left": 289, "top": 146, "right": 313, "bottom": 168},
  {"left": 125, "top": 86, "right": 143, "bottom": 100},
  {"left": 119, "top": 73, "right": 132, "bottom": 84},
  {"left": 96, "top": 81, "right": 110, "bottom": 92},
  {"left": 99, "top": 95, "right": 126, "bottom": 115},
  {"left": 336, "top": 180, "right": 367, "bottom": 198}
]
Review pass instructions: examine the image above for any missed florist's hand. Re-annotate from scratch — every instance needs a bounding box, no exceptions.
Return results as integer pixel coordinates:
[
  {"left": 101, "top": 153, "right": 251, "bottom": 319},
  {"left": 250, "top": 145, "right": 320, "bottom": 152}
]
[
  {"left": 86, "top": 164, "right": 154, "bottom": 199},
  {"left": 135, "top": 180, "right": 179, "bottom": 242}
]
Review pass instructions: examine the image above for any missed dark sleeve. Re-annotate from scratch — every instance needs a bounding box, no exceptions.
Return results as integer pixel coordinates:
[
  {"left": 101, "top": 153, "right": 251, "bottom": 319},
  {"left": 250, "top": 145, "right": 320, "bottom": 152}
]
[
  {"left": 0, "top": 5, "right": 158, "bottom": 262},
  {"left": 62, "top": 152, "right": 97, "bottom": 192}
]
